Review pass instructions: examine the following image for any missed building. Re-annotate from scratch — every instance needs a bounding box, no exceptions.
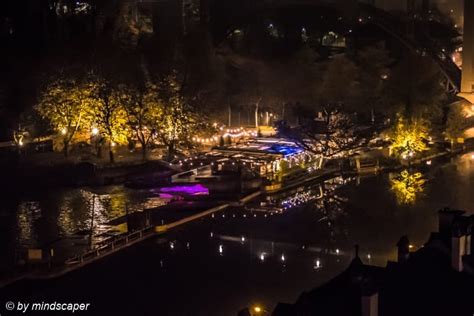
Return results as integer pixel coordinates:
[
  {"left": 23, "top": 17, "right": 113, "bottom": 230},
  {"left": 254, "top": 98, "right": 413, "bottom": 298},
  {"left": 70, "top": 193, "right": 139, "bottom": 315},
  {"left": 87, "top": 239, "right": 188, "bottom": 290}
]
[
  {"left": 272, "top": 208, "right": 474, "bottom": 316},
  {"left": 212, "top": 138, "right": 323, "bottom": 181}
]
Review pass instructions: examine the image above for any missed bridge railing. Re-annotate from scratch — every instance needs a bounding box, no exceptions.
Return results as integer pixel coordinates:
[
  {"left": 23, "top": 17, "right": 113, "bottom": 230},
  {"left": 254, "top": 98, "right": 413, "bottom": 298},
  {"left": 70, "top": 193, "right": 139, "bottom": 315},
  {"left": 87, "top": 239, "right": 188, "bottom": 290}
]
[{"left": 359, "top": 3, "right": 461, "bottom": 91}]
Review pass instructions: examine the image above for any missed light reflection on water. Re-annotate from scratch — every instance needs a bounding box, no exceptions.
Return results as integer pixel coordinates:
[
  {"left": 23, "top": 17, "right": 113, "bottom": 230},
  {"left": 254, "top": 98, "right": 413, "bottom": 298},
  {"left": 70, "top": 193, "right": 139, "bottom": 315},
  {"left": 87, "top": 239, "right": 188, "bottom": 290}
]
[
  {"left": 389, "top": 170, "right": 426, "bottom": 205},
  {"left": 2, "top": 156, "right": 474, "bottom": 315},
  {"left": 16, "top": 201, "right": 41, "bottom": 247},
  {"left": 2, "top": 186, "right": 170, "bottom": 265}
]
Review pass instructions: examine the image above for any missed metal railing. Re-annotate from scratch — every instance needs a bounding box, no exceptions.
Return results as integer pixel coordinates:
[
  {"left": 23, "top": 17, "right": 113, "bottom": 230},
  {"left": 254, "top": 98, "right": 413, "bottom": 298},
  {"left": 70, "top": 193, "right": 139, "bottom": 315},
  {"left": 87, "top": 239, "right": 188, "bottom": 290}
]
[{"left": 64, "top": 226, "right": 155, "bottom": 266}]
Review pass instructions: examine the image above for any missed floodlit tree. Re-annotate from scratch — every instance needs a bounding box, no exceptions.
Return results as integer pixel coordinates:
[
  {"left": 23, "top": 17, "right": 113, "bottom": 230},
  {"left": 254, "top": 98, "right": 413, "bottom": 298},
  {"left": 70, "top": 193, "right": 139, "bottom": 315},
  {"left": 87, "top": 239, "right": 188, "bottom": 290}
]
[
  {"left": 389, "top": 115, "right": 430, "bottom": 159},
  {"left": 119, "top": 83, "right": 163, "bottom": 160},
  {"left": 35, "top": 76, "right": 93, "bottom": 157},
  {"left": 155, "top": 72, "right": 208, "bottom": 161},
  {"left": 88, "top": 77, "right": 129, "bottom": 163},
  {"left": 276, "top": 114, "right": 372, "bottom": 159}
]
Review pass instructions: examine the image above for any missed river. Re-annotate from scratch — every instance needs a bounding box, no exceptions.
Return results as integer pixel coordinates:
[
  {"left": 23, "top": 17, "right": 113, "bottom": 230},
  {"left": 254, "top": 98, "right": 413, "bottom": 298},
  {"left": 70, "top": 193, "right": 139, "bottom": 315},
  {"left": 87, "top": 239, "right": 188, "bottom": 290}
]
[{"left": 1, "top": 153, "right": 474, "bottom": 315}]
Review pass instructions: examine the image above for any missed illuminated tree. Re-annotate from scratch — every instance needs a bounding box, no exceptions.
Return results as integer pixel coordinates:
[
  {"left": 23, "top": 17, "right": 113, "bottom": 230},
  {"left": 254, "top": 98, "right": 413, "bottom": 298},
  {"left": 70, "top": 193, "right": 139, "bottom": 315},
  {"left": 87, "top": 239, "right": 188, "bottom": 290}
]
[
  {"left": 88, "top": 78, "right": 129, "bottom": 163},
  {"left": 277, "top": 113, "right": 372, "bottom": 159},
  {"left": 389, "top": 115, "right": 430, "bottom": 159},
  {"left": 155, "top": 72, "right": 208, "bottom": 161},
  {"left": 390, "top": 170, "right": 425, "bottom": 205},
  {"left": 35, "top": 76, "right": 93, "bottom": 157},
  {"left": 118, "top": 84, "right": 163, "bottom": 160}
]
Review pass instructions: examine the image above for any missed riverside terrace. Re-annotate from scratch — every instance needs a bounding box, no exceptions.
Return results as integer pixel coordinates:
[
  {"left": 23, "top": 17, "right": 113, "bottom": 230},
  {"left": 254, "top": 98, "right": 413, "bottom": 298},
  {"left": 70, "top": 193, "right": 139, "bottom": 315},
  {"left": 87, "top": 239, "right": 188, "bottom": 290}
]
[{"left": 173, "top": 138, "right": 324, "bottom": 183}]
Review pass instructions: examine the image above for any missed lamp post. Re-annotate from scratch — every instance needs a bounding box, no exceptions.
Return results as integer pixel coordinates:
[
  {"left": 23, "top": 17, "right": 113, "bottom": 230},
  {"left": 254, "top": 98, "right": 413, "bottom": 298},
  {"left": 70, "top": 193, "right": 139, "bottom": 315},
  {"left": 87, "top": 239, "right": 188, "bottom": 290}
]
[{"left": 91, "top": 127, "right": 103, "bottom": 158}]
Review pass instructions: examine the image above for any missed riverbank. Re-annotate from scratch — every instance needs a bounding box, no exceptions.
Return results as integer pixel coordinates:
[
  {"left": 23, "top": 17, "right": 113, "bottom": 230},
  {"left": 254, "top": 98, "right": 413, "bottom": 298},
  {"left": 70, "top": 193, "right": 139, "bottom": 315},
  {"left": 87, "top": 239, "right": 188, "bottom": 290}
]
[
  {"left": 0, "top": 191, "right": 262, "bottom": 288},
  {"left": 3, "top": 157, "right": 473, "bottom": 315},
  {"left": 1, "top": 143, "right": 472, "bottom": 289}
]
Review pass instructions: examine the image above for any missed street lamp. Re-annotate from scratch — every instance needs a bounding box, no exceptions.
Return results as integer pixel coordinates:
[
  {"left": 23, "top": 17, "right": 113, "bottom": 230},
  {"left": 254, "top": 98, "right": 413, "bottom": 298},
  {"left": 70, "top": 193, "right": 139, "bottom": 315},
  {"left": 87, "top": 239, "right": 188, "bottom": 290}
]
[{"left": 91, "top": 127, "right": 99, "bottom": 136}]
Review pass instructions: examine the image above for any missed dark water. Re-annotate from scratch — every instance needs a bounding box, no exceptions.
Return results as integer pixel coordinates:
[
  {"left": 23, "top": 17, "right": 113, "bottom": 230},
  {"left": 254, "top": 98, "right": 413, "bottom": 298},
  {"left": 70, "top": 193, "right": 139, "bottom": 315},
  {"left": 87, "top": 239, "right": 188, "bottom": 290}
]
[
  {"left": 2, "top": 154, "right": 474, "bottom": 315},
  {"left": 0, "top": 186, "right": 170, "bottom": 272}
]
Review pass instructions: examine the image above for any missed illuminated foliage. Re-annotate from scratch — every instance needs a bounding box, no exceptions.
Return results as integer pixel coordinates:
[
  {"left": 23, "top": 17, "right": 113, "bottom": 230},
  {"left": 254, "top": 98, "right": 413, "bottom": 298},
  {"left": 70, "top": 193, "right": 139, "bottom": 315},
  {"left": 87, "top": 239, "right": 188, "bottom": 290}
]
[
  {"left": 277, "top": 112, "right": 369, "bottom": 159},
  {"left": 35, "top": 76, "right": 94, "bottom": 157},
  {"left": 88, "top": 77, "right": 129, "bottom": 163},
  {"left": 118, "top": 83, "right": 163, "bottom": 160},
  {"left": 389, "top": 115, "right": 430, "bottom": 158},
  {"left": 155, "top": 72, "right": 208, "bottom": 160},
  {"left": 390, "top": 170, "right": 425, "bottom": 205}
]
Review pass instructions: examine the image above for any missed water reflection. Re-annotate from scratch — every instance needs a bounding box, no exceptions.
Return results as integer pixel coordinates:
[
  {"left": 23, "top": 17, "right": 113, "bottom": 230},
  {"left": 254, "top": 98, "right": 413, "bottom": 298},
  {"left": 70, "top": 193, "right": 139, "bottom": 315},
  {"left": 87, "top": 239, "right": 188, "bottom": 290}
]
[
  {"left": 390, "top": 170, "right": 426, "bottom": 205},
  {"left": 2, "top": 186, "right": 172, "bottom": 271},
  {"left": 17, "top": 201, "right": 41, "bottom": 246}
]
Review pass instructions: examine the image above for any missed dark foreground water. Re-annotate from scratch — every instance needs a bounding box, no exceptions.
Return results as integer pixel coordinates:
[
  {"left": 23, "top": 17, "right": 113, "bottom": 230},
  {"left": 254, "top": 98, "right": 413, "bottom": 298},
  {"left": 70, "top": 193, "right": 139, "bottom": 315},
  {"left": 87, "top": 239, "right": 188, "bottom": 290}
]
[{"left": 1, "top": 153, "right": 474, "bottom": 315}]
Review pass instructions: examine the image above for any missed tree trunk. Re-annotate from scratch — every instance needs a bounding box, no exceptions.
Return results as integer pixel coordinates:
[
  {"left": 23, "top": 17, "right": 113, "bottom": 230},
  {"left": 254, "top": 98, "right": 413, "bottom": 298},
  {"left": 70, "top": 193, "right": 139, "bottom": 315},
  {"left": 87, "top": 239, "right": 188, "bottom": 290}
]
[
  {"left": 96, "top": 145, "right": 102, "bottom": 158},
  {"left": 109, "top": 142, "right": 115, "bottom": 163},
  {"left": 167, "top": 143, "right": 175, "bottom": 161},
  {"left": 255, "top": 103, "right": 259, "bottom": 128},
  {"left": 141, "top": 142, "right": 147, "bottom": 161},
  {"left": 63, "top": 141, "right": 69, "bottom": 158}
]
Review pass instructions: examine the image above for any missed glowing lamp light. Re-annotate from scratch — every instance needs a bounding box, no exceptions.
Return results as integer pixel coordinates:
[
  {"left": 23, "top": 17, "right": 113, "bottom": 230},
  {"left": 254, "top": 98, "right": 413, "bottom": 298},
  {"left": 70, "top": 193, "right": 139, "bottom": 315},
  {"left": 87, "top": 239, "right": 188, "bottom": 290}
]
[
  {"left": 91, "top": 127, "right": 99, "bottom": 136},
  {"left": 61, "top": 128, "right": 67, "bottom": 135},
  {"left": 253, "top": 306, "right": 262, "bottom": 314},
  {"left": 471, "top": 154, "right": 474, "bottom": 160},
  {"left": 281, "top": 254, "right": 285, "bottom": 262},
  {"left": 219, "top": 245, "right": 223, "bottom": 254},
  {"left": 315, "top": 259, "right": 321, "bottom": 269},
  {"left": 426, "top": 160, "right": 432, "bottom": 166},
  {"left": 336, "top": 248, "right": 340, "bottom": 254}
]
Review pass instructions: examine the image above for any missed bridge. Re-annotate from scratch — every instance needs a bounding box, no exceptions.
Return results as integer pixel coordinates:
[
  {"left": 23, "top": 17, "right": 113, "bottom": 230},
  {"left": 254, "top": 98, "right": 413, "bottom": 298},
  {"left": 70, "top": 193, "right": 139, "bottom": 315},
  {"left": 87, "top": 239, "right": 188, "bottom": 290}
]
[
  {"left": 207, "top": 0, "right": 464, "bottom": 93},
  {"left": 458, "top": 0, "right": 474, "bottom": 104},
  {"left": 136, "top": 0, "right": 471, "bottom": 99},
  {"left": 359, "top": 3, "right": 462, "bottom": 93}
]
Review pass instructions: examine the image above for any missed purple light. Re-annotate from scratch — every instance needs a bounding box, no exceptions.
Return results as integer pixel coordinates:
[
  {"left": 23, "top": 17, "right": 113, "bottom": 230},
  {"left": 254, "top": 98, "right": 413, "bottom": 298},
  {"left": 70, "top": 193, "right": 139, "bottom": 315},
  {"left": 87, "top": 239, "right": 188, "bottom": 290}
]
[
  {"left": 160, "top": 184, "right": 209, "bottom": 196},
  {"left": 158, "top": 193, "right": 175, "bottom": 199}
]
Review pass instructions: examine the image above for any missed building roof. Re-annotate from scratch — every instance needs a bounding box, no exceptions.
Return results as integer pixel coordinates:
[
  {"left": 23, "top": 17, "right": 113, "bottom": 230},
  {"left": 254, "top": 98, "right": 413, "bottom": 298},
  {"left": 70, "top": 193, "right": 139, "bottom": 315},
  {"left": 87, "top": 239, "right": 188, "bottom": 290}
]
[{"left": 273, "top": 211, "right": 474, "bottom": 316}]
